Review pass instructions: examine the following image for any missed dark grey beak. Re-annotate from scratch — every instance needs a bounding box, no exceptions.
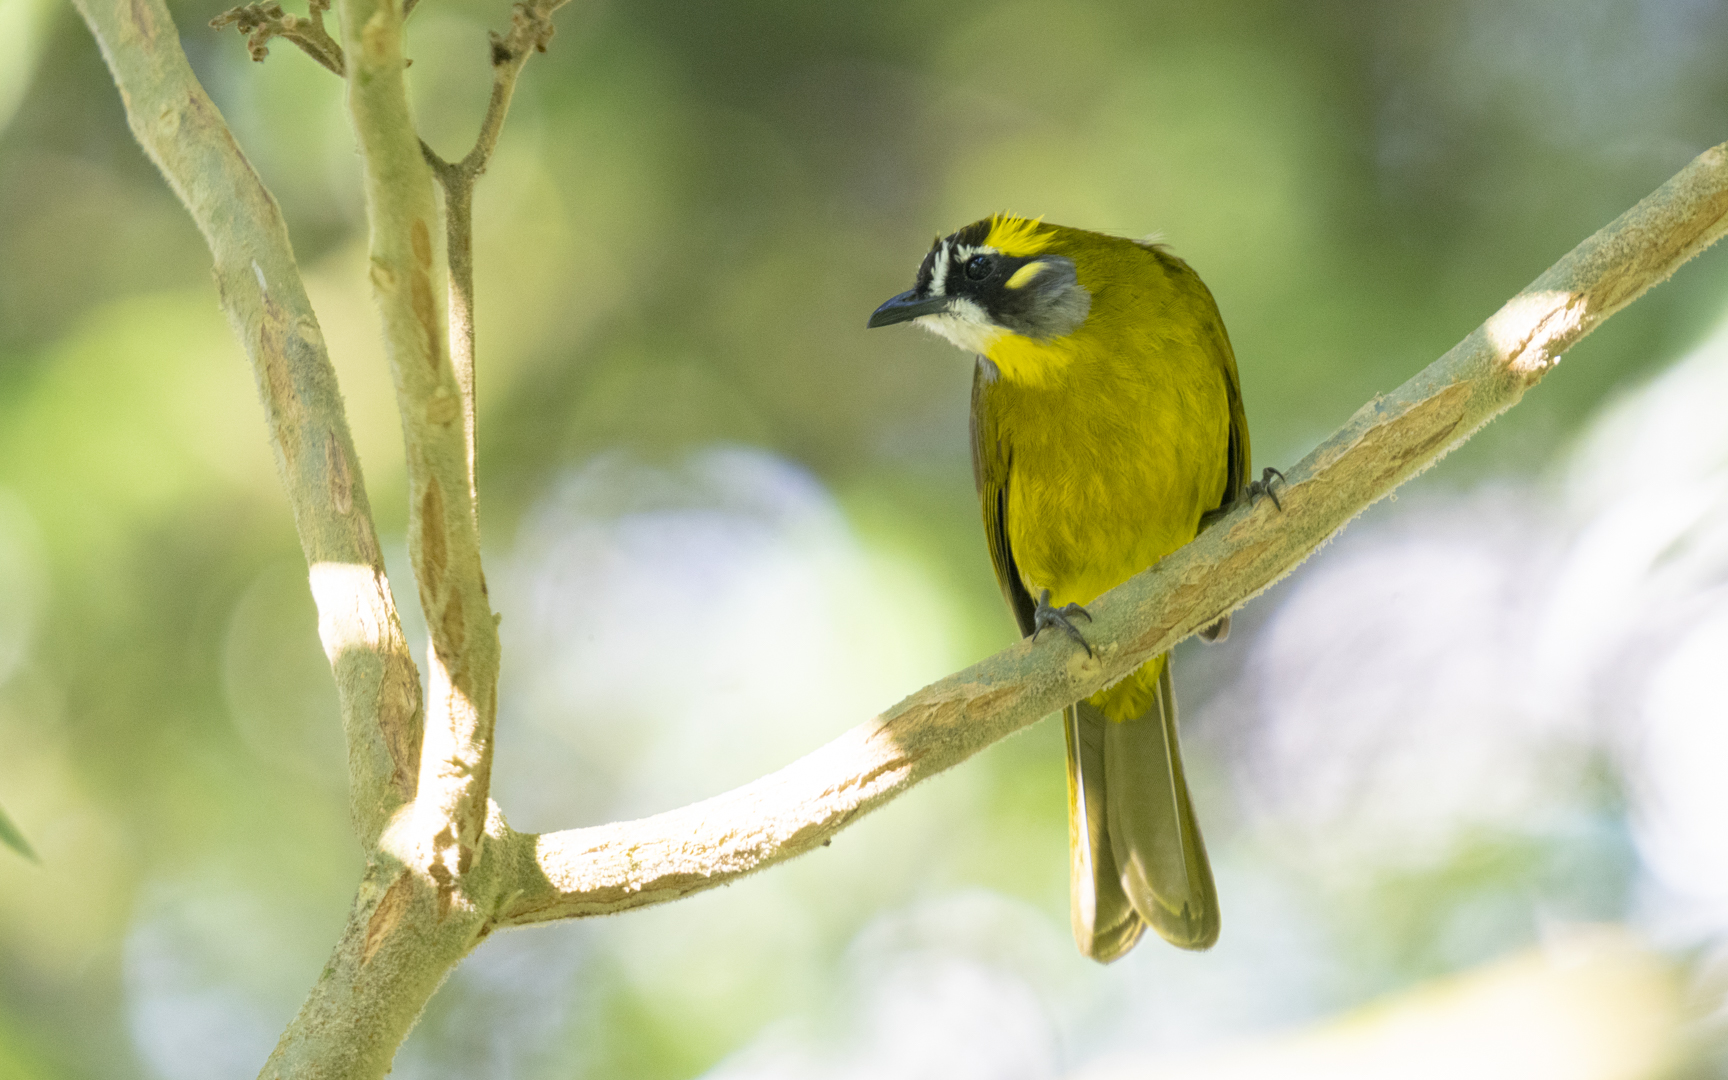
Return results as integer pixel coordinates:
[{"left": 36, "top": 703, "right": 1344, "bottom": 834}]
[{"left": 867, "top": 290, "right": 952, "bottom": 328}]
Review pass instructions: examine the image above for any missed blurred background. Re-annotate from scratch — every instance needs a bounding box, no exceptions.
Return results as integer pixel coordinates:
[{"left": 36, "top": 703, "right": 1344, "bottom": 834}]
[{"left": 2, "top": 0, "right": 1728, "bottom": 1076}]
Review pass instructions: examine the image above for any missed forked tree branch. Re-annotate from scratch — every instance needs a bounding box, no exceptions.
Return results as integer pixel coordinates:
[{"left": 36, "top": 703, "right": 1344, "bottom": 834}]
[
  {"left": 211, "top": 0, "right": 544, "bottom": 863},
  {"left": 74, "top": 0, "right": 421, "bottom": 850},
  {"left": 213, "top": 0, "right": 563, "bottom": 496},
  {"left": 491, "top": 140, "right": 1728, "bottom": 924}
]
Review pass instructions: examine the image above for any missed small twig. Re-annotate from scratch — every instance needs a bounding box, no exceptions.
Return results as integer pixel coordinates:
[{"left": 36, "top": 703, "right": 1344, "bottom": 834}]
[
  {"left": 211, "top": 0, "right": 345, "bottom": 76},
  {"left": 423, "top": 153, "right": 480, "bottom": 489},
  {"left": 421, "top": 0, "right": 566, "bottom": 508},
  {"left": 466, "top": 0, "right": 563, "bottom": 175}
]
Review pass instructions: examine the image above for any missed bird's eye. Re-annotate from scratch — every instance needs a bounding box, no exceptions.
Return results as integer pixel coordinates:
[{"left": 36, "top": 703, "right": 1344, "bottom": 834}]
[{"left": 964, "top": 254, "right": 992, "bottom": 281}]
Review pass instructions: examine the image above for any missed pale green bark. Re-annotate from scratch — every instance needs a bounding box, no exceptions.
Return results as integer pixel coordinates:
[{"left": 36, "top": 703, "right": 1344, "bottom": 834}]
[
  {"left": 338, "top": 0, "right": 502, "bottom": 873},
  {"left": 73, "top": 0, "right": 420, "bottom": 850}
]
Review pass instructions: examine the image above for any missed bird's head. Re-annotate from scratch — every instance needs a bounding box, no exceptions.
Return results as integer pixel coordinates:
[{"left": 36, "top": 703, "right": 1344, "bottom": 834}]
[{"left": 866, "top": 215, "right": 1092, "bottom": 353}]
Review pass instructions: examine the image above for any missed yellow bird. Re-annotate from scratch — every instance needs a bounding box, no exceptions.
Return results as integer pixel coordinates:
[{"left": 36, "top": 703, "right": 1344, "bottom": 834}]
[{"left": 868, "top": 215, "right": 1266, "bottom": 960}]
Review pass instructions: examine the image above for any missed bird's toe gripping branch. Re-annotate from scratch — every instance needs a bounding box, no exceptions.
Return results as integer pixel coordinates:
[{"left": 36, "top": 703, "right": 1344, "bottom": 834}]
[
  {"left": 1032, "top": 588, "right": 1094, "bottom": 658},
  {"left": 1247, "top": 466, "right": 1286, "bottom": 511}
]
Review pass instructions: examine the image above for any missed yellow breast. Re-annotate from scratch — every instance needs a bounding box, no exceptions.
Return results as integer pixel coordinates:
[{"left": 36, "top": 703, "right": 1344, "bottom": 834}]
[{"left": 985, "top": 273, "right": 1232, "bottom": 719}]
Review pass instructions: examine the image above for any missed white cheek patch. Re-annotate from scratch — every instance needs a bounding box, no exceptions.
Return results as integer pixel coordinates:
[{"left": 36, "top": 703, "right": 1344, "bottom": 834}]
[{"left": 915, "top": 297, "right": 1002, "bottom": 355}]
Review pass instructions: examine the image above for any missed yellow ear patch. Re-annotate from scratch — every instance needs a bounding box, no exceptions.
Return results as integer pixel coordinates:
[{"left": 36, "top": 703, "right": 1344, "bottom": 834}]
[
  {"left": 1005, "top": 261, "right": 1048, "bottom": 289},
  {"left": 984, "top": 214, "right": 1049, "bottom": 257}
]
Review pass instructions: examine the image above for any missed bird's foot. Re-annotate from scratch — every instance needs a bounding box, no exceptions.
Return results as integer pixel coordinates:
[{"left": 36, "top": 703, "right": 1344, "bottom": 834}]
[
  {"left": 1247, "top": 467, "right": 1286, "bottom": 511},
  {"left": 1032, "top": 589, "right": 1093, "bottom": 657}
]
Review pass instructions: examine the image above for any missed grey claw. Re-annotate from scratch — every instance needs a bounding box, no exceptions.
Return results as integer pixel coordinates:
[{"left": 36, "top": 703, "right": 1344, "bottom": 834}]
[
  {"left": 1249, "top": 466, "right": 1286, "bottom": 511},
  {"left": 1032, "top": 588, "right": 1094, "bottom": 657}
]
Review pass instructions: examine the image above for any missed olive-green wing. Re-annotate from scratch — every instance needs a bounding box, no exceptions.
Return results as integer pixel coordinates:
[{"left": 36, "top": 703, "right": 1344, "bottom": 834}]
[
  {"left": 1212, "top": 310, "right": 1252, "bottom": 511},
  {"left": 1158, "top": 249, "right": 1251, "bottom": 643},
  {"left": 969, "top": 359, "right": 1035, "bottom": 636},
  {"left": 1151, "top": 247, "right": 1251, "bottom": 512}
]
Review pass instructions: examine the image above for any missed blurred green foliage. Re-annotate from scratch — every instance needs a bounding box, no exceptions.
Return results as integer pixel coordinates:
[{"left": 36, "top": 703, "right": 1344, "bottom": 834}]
[
  {"left": 1, "top": 0, "right": 1726, "bottom": 1077},
  {"left": 0, "top": 803, "right": 32, "bottom": 861}
]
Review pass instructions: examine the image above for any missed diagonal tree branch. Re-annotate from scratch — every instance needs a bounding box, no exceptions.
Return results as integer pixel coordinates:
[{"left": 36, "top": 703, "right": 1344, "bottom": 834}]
[
  {"left": 494, "top": 140, "right": 1728, "bottom": 926},
  {"left": 338, "top": 0, "right": 502, "bottom": 880},
  {"left": 73, "top": 0, "right": 421, "bottom": 851}
]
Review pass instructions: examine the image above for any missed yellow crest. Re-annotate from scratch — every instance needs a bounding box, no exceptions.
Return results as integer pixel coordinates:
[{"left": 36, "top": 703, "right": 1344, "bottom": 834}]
[{"left": 984, "top": 214, "right": 1049, "bottom": 257}]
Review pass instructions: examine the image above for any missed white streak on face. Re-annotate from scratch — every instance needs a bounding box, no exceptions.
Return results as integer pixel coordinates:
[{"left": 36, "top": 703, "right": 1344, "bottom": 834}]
[
  {"left": 916, "top": 297, "right": 1002, "bottom": 355},
  {"left": 929, "top": 242, "right": 993, "bottom": 301},
  {"left": 928, "top": 243, "right": 951, "bottom": 297}
]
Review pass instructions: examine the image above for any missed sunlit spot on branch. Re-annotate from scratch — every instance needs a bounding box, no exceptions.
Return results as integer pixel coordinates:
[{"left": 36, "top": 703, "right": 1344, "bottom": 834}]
[{"left": 1485, "top": 289, "right": 1586, "bottom": 375}]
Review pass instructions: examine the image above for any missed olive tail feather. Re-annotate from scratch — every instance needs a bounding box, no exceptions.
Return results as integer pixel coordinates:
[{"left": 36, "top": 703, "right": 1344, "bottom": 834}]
[{"left": 1067, "top": 656, "right": 1220, "bottom": 958}]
